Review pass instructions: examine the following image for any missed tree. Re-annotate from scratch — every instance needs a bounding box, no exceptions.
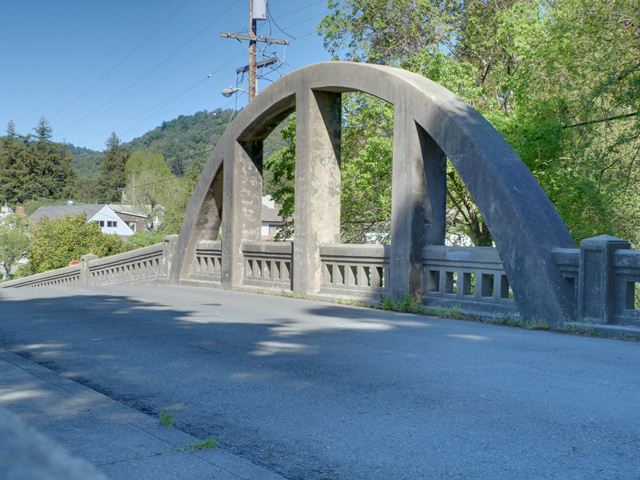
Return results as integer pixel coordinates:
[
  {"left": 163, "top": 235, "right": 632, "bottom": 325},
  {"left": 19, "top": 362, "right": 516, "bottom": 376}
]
[
  {"left": 34, "top": 117, "right": 52, "bottom": 143},
  {"left": 0, "top": 119, "right": 75, "bottom": 204},
  {"left": 317, "top": 0, "right": 640, "bottom": 246},
  {"left": 122, "top": 149, "right": 191, "bottom": 234},
  {"left": 97, "top": 133, "right": 129, "bottom": 202},
  {"left": 6, "top": 120, "right": 17, "bottom": 139},
  {"left": 0, "top": 216, "right": 29, "bottom": 280},
  {"left": 28, "top": 215, "right": 125, "bottom": 273}
]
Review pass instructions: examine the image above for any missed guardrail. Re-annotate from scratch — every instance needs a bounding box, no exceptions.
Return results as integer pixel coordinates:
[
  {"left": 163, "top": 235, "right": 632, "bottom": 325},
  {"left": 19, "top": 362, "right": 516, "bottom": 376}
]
[
  {"left": 242, "top": 241, "right": 292, "bottom": 290},
  {"left": 0, "top": 236, "right": 177, "bottom": 289},
  {"left": 613, "top": 249, "right": 640, "bottom": 326},
  {"left": 0, "top": 264, "right": 81, "bottom": 288},
  {"left": 319, "top": 244, "right": 389, "bottom": 298},
  {"left": 421, "top": 246, "right": 517, "bottom": 315},
  {"left": 190, "top": 240, "right": 222, "bottom": 284},
  {"left": 88, "top": 243, "right": 164, "bottom": 286},
  {"left": 3, "top": 232, "right": 639, "bottom": 334}
]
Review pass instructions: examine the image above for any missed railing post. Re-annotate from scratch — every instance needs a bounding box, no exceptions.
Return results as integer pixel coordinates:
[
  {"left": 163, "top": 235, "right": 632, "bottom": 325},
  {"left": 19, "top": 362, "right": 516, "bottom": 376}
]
[
  {"left": 390, "top": 106, "right": 446, "bottom": 300},
  {"left": 578, "top": 235, "right": 630, "bottom": 324},
  {"left": 293, "top": 88, "right": 342, "bottom": 296},
  {"left": 162, "top": 235, "right": 178, "bottom": 280},
  {"left": 80, "top": 254, "right": 98, "bottom": 287}
]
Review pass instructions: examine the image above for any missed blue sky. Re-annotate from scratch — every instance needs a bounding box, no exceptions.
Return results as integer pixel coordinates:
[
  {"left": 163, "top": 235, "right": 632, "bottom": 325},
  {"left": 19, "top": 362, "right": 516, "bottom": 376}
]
[{"left": 0, "top": 0, "right": 331, "bottom": 150}]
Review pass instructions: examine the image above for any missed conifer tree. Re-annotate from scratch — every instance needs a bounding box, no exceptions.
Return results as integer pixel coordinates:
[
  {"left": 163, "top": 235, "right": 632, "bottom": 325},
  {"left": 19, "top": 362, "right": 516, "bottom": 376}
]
[{"left": 98, "top": 132, "right": 129, "bottom": 203}]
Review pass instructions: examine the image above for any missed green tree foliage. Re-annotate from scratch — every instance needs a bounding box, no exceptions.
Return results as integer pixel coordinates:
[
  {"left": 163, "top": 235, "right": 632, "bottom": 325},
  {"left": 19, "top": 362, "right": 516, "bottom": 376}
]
[
  {"left": 0, "top": 119, "right": 75, "bottom": 205},
  {"left": 126, "top": 230, "right": 166, "bottom": 249},
  {"left": 264, "top": 116, "right": 296, "bottom": 240},
  {"left": 123, "top": 150, "right": 190, "bottom": 234},
  {"left": 127, "top": 109, "right": 235, "bottom": 176},
  {"left": 315, "top": 0, "right": 640, "bottom": 246},
  {"left": 97, "top": 133, "right": 129, "bottom": 203},
  {"left": 0, "top": 216, "right": 29, "bottom": 280},
  {"left": 28, "top": 215, "right": 125, "bottom": 273}
]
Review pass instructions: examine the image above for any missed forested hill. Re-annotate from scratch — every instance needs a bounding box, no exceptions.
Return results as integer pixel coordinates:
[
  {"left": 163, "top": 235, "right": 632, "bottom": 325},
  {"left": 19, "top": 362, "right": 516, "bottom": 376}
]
[
  {"left": 69, "top": 107, "right": 285, "bottom": 179},
  {"left": 68, "top": 144, "right": 105, "bottom": 179},
  {"left": 127, "top": 108, "right": 235, "bottom": 176}
]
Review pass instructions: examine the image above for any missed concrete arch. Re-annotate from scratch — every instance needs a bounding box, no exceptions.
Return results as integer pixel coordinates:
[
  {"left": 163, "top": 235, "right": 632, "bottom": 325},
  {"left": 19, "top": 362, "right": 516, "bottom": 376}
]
[{"left": 171, "top": 62, "right": 576, "bottom": 324}]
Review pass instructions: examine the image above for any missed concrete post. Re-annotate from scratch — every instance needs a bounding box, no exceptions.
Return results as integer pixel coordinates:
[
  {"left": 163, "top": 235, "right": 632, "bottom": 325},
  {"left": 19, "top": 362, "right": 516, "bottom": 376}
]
[
  {"left": 390, "top": 107, "right": 446, "bottom": 300},
  {"left": 222, "top": 140, "right": 263, "bottom": 289},
  {"left": 293, "top": 89, "right": 342, "bottom": 295},
  {"left": 162, "top": 235, "right": 178, "bottom": 280},
  {"left": 79, "top": 254, "right": 98, "bottom": 287},
  {"left": 578, "top": 235, "right": 630, "bottom": 324}
]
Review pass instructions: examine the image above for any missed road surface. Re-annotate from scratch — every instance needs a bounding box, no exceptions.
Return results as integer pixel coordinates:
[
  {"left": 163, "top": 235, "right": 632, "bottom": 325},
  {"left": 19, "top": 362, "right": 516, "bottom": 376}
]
[{"left": 1, "top": 285, "right": 639, "bottom": 479}]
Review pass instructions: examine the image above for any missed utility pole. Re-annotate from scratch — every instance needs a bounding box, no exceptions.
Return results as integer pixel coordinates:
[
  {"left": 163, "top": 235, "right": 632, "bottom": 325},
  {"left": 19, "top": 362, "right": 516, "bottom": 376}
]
[
  {"left": 248, "top": 0, "right": 257, "bottom": 100},
  {"left": 220, "top": 0, "right": 289, "bottom": 102}
]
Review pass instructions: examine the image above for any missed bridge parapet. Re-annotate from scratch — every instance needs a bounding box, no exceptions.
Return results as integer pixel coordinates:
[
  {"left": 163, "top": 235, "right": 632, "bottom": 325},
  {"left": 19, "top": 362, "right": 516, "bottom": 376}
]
[
  {"left": 421, "top": 246, "right": 516, "bottom": 316},
  {"left": 2, "top": 234, "right": 640, "bottom": 335}
]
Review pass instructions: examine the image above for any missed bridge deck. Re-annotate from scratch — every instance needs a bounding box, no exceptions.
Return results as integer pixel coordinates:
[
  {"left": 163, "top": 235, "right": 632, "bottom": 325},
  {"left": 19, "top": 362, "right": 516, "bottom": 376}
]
[{"left": 1, "top": 285, "right": 639, "bottom": 479}]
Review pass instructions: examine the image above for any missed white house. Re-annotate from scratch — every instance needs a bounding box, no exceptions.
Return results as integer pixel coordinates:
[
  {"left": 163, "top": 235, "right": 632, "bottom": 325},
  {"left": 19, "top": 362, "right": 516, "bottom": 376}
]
[
  {"left": 261, "top": 196, "right": 286, "bottom": 239},
  {"left": 30, "top": 204, "right": 136, "bottom": 237}
]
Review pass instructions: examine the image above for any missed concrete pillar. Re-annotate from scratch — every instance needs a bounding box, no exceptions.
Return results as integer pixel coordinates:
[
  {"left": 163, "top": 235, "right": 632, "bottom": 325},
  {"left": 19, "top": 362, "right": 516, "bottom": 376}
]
[
  {"left": 293, "top": 89, "right": 342, "bottom": 295},
  {"left": 578, "top": 235, "right": 630, "bottom": 324},
  {"left": 79, "top": 254, "right": 98, "bottom": 287},
  {"left": 390, "top": 106, "right": 446, "bottom": 299},
  {"left": 162, "top": 235, "right": 178, "bottom": 279},
  {"left": 221, "top": 140, "right": 263, "bottom": 289}
]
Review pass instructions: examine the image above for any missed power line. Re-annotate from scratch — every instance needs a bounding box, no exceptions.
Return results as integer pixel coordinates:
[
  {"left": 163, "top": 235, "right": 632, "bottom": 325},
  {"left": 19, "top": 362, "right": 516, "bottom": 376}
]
[
  {"left": 49, "top": 0, "right": 193, "bottom": 120},
  {"left": 119, "top": 60, "right": 239, "bottom": 139},
  {"left": 57, "top": 1, "right": 241, "bottom": 136},
  {"left": 267, "top": 2, "right": 296, "bottom": 40}
]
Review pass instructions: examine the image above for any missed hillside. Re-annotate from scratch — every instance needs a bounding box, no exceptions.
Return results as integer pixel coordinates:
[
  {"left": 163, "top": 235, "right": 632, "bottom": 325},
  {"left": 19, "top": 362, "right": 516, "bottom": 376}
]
[
  {"left": 67, "top": 144, "right": 105, "bottom": 179},
  {"left": 127, "top": 108, "right": 235, "bottom": 176},
  {"left": 69, "top": 108, "right": 287, "bottom": 180}
]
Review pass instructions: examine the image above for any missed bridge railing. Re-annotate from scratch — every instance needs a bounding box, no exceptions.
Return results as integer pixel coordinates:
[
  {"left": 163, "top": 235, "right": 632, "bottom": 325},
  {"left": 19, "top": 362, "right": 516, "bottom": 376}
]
[
  {"left": 0, "top": 236, "right": 176, "bottom": 289},
  {"left": 242, "top": 241, "right": 293, "bottom": 290},
  {"left": 0, "top": 264, "right": 81, "bottom": 288},
  {"left": 319, "top": 244, "right": 389, "bottom": 298},
  {"left": 614, "top": 249, "right": 640, "bottom": 326},
  {"left": 3, "top": 232, "right": 639, "bottom": 334},
  {"left": 421, "top": 246, "right": 517, "bottom": 315},
  {"left": 87, "top": 243, "right": 164, "bottom": 286},
  {"left": 190, "top": 240, "right": 222, "bottom": 284}
]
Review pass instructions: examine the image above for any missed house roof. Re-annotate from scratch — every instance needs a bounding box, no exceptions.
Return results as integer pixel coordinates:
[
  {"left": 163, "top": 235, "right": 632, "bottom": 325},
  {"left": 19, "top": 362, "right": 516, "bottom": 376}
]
[
  {"left": 108, "top": 204, "right": 148, "bottom": 218},
  {"left": 262, "top": 203, "right": 284, "bottom": 224},
  {"left": 30, "top": 204, "right": 105, "bottom": 223}
]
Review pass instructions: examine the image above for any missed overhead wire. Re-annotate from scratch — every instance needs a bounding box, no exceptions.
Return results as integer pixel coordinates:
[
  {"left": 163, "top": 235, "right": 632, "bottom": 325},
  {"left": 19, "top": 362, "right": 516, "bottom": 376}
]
[
  {"left": 57, "top": 0, "right": 241, "bottom": 136},
  {"left": 48, "top": 0, "right": 193, "bottom": 120}
]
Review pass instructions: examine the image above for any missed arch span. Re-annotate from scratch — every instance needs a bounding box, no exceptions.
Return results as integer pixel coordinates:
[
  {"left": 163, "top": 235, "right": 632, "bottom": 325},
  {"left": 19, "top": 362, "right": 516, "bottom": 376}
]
[{"left": 171, "top": 62, "right": 576, "bottom": 325}]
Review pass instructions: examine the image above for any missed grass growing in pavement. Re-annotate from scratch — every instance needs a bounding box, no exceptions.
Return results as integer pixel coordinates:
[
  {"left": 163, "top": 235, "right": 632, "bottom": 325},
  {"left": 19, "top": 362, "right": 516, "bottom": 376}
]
[
  {"left": 377, "top": 295, "right": 551, "bottom": 330},
  {"left": 159, "top": 411, "right": 175, "bottom": 427},
  {"left": 188, "top": 438, "right": 219, "bottom": 450}
]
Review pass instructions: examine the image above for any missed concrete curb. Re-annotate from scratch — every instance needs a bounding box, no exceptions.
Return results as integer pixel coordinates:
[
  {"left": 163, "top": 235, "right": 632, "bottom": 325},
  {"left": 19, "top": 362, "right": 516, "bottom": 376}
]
[{"left": 0, "top": 348, "right": 286, "bottom": 480}]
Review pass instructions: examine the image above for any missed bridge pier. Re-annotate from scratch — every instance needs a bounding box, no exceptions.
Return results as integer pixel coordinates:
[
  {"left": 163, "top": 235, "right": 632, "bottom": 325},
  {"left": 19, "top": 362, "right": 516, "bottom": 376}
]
[
  {"left": 390, "top": 106, "right": 446, "bottom": 300},
  {"left": 222, "top": 140, "right": 263, "bottom": 289},
  {"left": 293, "top": 89, "right": 342, "bottom": 296}
]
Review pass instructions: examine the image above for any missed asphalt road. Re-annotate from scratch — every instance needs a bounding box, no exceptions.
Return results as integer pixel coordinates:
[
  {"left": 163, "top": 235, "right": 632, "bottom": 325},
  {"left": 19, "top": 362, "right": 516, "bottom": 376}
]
[{"left": 1, "top": 285, "right": 639, "bottom": 479}]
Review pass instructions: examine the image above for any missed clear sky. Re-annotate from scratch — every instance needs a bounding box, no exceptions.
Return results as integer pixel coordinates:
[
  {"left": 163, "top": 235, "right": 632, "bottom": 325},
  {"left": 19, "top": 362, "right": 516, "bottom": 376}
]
[{"left": 0, "top": 0, "right": 331, "bottom": 150}]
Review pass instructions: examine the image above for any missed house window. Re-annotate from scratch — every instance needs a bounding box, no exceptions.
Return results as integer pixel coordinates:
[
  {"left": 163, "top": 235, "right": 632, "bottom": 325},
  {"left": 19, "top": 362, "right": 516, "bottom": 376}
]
[
  {"left": 127, "top": 221, "right": 136, "bottom": 232},
  {"left": 107, "top": 220, "right": 117, "bottom": 228},
  {"left": 97, "top": 220, "right": 105, "bottom": 227}
]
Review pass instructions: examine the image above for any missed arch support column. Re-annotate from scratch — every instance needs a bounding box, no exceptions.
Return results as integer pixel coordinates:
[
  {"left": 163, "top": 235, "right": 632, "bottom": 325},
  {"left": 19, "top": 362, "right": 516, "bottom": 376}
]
[
  {"left": 390, "top": 106, "right": 446, "bottom": 299},
  {"left": 221, "top": 140, "right": 263, "bottom": 289},
  {"left": 293, "top": 89, "right": 342, "bottom": 295}
]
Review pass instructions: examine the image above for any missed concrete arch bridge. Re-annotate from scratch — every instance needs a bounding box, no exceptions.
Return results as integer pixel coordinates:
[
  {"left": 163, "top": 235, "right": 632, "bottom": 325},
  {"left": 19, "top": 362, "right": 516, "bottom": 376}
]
[{"left": 4, "top": 62, "right": 640, "bottom": 332}]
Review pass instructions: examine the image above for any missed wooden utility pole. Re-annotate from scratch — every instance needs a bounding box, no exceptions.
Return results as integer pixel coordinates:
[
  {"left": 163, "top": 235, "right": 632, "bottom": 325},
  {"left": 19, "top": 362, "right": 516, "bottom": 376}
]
[
  {"left": 220, "top": 0, "right": 289, "bottom": 102},
  {"left": 248, "top": 0, "right": 257, "bottom": 100}
]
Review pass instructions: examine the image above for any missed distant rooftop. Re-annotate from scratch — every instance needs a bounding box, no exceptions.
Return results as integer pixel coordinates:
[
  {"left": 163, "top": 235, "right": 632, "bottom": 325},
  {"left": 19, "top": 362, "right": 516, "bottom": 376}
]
[{"left": 30, "top": 204, "right": 105, "bottom": 223}]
